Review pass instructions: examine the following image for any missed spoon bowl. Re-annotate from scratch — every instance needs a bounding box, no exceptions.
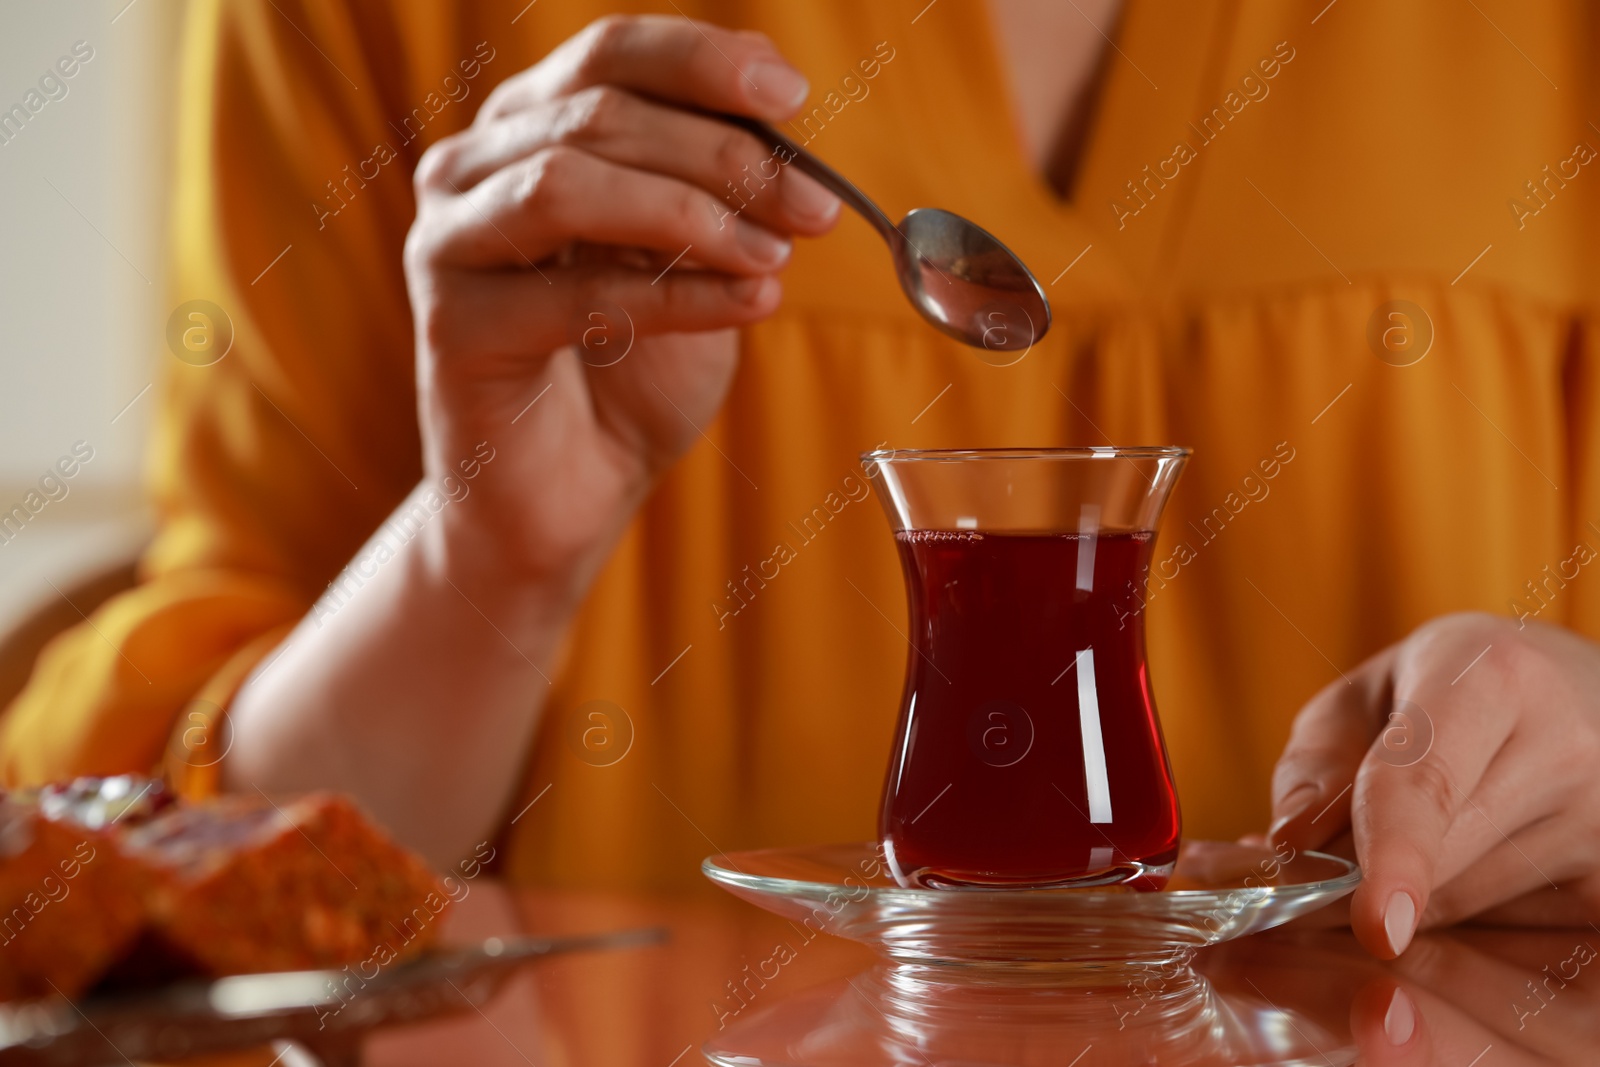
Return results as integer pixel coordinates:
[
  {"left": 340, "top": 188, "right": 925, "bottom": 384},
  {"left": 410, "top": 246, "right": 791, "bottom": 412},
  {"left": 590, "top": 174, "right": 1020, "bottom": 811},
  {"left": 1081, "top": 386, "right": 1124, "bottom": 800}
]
[
  {"left": 895, "top": 206, "right": 1050, "bottom": 358},
  {"left": 723, "top": 115, "right": 1051, "bottom": 356}
]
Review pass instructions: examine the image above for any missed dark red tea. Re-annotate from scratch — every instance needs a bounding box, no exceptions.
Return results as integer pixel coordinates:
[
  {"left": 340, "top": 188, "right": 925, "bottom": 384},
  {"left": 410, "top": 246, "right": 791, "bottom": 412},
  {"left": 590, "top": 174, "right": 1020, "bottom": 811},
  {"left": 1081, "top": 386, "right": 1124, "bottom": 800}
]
[{"left": 881, "top": 529, "right": 1180, "bottom": 889}]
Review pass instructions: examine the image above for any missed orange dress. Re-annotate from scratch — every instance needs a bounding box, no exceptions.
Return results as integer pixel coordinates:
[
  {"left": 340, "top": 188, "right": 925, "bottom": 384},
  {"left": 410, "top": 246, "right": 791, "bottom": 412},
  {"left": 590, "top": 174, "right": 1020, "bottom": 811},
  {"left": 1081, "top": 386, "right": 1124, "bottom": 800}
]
[{"left": 4, "top": 0, "right": 1599, "bottom": 890}]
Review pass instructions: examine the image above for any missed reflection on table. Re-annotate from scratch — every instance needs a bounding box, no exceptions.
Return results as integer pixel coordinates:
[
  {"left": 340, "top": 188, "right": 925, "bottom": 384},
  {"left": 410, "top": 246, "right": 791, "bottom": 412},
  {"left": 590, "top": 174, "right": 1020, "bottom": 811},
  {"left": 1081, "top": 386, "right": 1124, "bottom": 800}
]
[{"left": 358, "top": 882, "right": 1598, "bottom": 1066}]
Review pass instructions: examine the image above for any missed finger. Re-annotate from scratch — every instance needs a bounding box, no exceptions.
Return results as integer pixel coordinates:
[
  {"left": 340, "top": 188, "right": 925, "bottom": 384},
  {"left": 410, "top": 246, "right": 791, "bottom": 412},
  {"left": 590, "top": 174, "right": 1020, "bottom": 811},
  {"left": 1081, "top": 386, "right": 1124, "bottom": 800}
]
[
  {"left": 1422, "top": 816, "right": 1581, "bottom": 928},
  {"left": 1349, "top": 628, "right": 1521, "bottom": 960},
  {"left": 1405, "top": 727, "right": 1582, "bottom": 913},
  {"left": 1268, "top": 645, "right": 1398, "bottom": 851},
  {"left": 424, "top": 263, "right": 781, "bottom": 359},
  {"left": 419, "top": 87, "right": 840, "bottom": 233},
  {"left": 1348, "top": 977, "right": 1434, "bottom": 1065},
  {"left": 419, "top": 146, "right": 792, "bottom": 274},
  {"left": 1420, "top": 728, "right": 1573, "bottom": 893},
  {"left": 481, "top": 15, "right": 808, "bottom": 123}
]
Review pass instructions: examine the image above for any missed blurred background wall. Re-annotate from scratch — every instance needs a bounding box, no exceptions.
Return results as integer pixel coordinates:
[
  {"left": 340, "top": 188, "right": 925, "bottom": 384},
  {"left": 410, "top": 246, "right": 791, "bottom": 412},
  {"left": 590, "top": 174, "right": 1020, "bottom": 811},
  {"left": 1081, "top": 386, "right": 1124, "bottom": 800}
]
[{"left": 0, "top": 0, "right": 182, "bottom": 633}]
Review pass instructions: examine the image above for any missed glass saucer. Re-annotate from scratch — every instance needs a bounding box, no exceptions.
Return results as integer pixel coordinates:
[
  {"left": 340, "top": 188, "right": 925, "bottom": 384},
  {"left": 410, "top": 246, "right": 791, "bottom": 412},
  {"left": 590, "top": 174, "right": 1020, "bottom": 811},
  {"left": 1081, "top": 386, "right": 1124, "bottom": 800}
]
[{"left": 703, "top": 840, "right": 1358, "bottom": 978}]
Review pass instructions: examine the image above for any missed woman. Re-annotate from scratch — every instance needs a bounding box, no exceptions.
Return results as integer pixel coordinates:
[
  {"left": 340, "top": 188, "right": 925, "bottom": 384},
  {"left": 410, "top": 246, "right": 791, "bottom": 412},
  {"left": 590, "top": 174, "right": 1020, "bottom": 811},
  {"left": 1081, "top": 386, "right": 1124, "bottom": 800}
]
[{"left": 4, "top": 0, "right": 1599, "bottom": 967}]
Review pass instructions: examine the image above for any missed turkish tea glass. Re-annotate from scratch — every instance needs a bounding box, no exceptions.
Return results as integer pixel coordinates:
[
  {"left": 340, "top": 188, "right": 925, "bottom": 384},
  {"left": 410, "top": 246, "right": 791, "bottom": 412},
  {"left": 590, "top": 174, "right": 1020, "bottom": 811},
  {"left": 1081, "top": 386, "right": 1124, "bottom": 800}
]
[{"left": 864, "top": 447, "right": 1190, "bottom": 890}]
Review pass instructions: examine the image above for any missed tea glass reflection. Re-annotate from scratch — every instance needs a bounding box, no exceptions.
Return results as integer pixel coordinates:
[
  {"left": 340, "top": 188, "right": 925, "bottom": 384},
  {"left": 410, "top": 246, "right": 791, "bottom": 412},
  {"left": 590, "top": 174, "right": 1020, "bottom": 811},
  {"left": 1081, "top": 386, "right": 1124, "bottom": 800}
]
[{"left": 864, "top": 447, "right": 1190, "bottom": 890}]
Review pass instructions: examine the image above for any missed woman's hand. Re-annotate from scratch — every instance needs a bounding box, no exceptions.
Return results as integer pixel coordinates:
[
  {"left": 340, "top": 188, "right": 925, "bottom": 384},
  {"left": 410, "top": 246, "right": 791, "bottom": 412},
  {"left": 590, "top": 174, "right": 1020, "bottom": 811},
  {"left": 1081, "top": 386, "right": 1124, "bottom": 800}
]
[
  {"left": 405, "top": 14, "right": 840, "bottom": 596},
  {"left": 228, "top": 16, "right": 838, "bottom": 864},
  {"left": 1268, "top": 612, "right": 1600, "bottom": 959}
]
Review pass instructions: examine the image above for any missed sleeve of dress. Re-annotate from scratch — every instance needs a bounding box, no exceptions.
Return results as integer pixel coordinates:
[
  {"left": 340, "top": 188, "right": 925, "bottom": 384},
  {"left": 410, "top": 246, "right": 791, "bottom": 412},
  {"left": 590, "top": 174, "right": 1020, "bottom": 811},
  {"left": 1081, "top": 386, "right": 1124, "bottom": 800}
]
[{"left": 0, "top": 0, "right": 433, "bottom": 790}]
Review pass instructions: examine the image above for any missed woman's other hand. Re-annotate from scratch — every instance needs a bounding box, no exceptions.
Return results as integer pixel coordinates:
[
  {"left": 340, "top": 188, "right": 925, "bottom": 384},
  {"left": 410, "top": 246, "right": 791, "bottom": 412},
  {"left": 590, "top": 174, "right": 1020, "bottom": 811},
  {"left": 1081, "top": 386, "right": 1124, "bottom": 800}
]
[{"left": 1268, "top": 612, "right": 1600, "bottom": 958}]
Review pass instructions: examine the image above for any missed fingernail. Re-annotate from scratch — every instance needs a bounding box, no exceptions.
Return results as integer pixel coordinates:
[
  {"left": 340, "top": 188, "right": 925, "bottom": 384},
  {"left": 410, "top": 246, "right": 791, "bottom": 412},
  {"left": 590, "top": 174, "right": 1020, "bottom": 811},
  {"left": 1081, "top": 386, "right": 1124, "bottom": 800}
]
[
  {"left": 735, "top": 222, "right": 791, "bottom": 267},
  {"left": 782, "top": 169, "right": 840, "bottom": 223},
  {"left": 1384, "top": 891, "right": 1417, "bottom": 957},
  {"left": 1384, "top": 986, "right": 1416, "bottom": 1045},
  {"left": 1268, "top": 783, "right": 1319, "bottom": 841},
  {"left": 745, "top": 60, "right": 809, "bottom": 111},
  {"left": 726, "top": 274, "right": 771, "bottom": 302}
]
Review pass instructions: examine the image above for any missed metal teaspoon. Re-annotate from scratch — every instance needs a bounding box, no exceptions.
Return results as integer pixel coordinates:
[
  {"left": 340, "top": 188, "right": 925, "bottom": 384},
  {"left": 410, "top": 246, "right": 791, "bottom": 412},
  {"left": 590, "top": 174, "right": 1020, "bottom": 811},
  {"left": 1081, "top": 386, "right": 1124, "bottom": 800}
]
[{"left": 722, "top": 114, "right": 1052, "bottom": 355}]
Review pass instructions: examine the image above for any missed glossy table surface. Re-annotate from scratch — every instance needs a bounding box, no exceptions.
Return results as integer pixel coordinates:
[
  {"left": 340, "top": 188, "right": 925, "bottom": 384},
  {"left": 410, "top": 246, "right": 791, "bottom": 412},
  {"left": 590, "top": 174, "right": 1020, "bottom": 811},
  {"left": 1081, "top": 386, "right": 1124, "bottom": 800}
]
[{"left": 355, "top": 882, "right": 1600, "bottom": 1066}]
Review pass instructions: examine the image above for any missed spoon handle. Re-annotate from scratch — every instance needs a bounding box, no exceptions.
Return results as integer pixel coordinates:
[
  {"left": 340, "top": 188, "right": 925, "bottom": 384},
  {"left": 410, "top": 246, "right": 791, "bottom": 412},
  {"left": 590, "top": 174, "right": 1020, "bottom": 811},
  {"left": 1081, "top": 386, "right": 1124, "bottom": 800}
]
[{"left": 718, "top": 114, "right": 898, "bottom": 242}]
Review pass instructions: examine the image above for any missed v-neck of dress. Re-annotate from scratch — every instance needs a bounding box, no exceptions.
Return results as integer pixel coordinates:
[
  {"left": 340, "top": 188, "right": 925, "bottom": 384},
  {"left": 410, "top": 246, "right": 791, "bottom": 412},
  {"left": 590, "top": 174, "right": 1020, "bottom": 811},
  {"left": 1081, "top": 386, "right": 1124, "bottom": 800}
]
[{"left": 917, "top": 0, "right": 1237, "bottom": 301}]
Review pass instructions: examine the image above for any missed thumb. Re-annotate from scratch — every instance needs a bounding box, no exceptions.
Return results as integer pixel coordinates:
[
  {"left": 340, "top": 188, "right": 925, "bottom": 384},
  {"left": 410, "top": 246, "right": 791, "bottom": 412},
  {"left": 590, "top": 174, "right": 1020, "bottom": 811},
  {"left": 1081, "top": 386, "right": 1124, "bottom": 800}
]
[{"left": 1268, "top": 648, "right": 1397, "bottom": 851}]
